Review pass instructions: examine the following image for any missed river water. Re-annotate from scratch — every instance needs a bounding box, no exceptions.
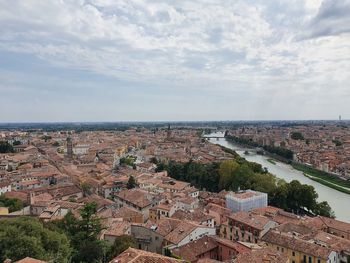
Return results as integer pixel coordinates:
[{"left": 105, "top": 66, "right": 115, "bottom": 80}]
[{"left": 207, "top": 134, "right": 350, "bottom": 222}]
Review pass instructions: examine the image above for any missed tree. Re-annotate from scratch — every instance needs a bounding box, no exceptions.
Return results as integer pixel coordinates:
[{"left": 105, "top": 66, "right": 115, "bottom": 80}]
[
  {"left": 0, "top": 217, "right": 71, "bottom": 263},
  {"left": 107, "top": 235, "right": 136, "bottom": 260},
  {"left": 127, "top": 176, "right": 137, "bottom": 189},
  {"left": 0, "top": 141, "right": 14, "bottom": 153},
  {"left": 13, "top": 140, "right": 21, "bottom": 146},
  {"left": 81, "top": 182, "right": 92, "bottom": 197},
  {"left": 314, "top": 201, "right": 335, "bottom": 218},
  {"left": 291, "top": 132, "right": 304, "bottom": 140},
  {"left": 54, "top": 203, "right": 109, "bottom": 263},
  {"left": 218, "top": 160, "right": 239, "bottom": 190},
  {"left": 0, "top": 196, "right": 23, "bottom": 213}
]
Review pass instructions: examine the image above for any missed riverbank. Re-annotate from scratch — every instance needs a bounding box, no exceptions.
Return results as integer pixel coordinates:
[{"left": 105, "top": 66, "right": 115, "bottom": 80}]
[
  {"left": 209, "top": 136, "right": 350, "bottom": 222},
  {"left": 292, "top": 163, "right": 350, "bottom": 195},
  {"left": 267, "top": 158, "right": 276, "bottom": 165},
  {"left": 225, "top": 135, "right": 350, "bottom": 195}
]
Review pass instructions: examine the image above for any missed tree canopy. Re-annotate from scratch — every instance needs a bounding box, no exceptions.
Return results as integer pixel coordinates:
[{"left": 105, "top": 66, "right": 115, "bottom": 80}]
[
  {"left": 0, "top": 141, "right": 14, "bottom": 153},
  {"left": 127, "top": 175, "right": 137, "bottom": 189},
  {"left": 157, "top": 158, "right": 334, "bottom": 218},
  {"left": 291, "top": 132, "right": 304, "bottom": 140},
  {"left": 0, "top": 217, "right": 71, "bottom": 263},
  {"left": 0, "top": 196, "right": 23, "bottom": 213}
]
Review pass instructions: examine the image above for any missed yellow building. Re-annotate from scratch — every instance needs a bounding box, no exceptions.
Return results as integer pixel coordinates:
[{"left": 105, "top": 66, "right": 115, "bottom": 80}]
[
  {"left": 0, "top": 207, "right": 9, "bottom": 215},
  {"left": 262, "top": 230, "right": 336, "bottom": 263}
]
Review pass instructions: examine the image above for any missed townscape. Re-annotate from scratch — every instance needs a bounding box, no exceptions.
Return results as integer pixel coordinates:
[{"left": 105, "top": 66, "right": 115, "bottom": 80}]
[
  {"left": 227, "top": 123, "right": 350, "bottom": 179},
  {"left": 1, "top": 125, "right": 350, "bottom": 263}
]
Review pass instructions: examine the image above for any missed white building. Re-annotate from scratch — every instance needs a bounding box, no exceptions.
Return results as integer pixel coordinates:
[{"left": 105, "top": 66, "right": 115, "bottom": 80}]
[
  {"left": 226, "top": 190, "right": 267, "bottom": 212},
  {"left": 0, "top": 180, "right": 11, "bottom": 195}
]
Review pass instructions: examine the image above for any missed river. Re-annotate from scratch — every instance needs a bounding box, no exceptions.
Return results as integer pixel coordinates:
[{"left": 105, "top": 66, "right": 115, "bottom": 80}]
[{"left": 207, "top": 134, "right": 350, "bottom": 222}]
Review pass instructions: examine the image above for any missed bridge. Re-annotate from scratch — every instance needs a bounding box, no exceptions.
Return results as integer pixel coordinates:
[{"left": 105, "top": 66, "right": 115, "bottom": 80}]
[{"left": 202, "top": 131, "right": 227, "bottom": 139}]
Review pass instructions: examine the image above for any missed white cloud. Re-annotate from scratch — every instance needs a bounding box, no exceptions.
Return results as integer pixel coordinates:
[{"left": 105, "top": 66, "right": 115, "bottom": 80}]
[{"left": 0, "top": 0, "right": 349, "bottom": 120}]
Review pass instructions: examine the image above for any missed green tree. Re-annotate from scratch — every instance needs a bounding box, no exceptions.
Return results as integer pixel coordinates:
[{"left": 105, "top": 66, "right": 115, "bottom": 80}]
[
  {"left": 51, "top": 203, "right": 109, "bottom": 263},
  {"left": 107, "top": 235, "right": 136, "bottom": 260},
  {"left": 291, "top": 132, "right": 304, "bottom": 140},
  {"left": 0, "top": 196, "right": 23, "bottom": 213},
  {"left": 0, "top": 141, "right": 14, "bottom": 153},
  {"left": 314, "top": 201, "right": 335, "bottom": 218},
  {"left": 127, "top": 176, "right": 137, "bottom": 189},
  {"left": 218, "top": 160, "right": 239, "bottom": 190},
  {"left": 0, "top": 217, "right": 71, "bottom": 263},
  {"left": 81, "top": 182, "right": 92, "bottom": 197},
  {"left": 12, "top": 140, "right": 21, "bottom": 146}
]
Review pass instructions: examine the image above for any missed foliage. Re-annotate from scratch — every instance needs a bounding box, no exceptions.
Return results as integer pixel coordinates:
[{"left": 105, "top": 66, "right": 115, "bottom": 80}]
[
  {"left": 0, "top": 196, "right": 23, "bottom": 212},
  {"left": 158, "top": 158, "right": 334, "bottom": 217},
  {"left": 53, "top": 141, "right": 60, "bottom": 147},
  {"left": 150, "top": 157, "right": 158, "bottom": 164},
  {"left": 12, "top": 140, "right": 21, "bottom": 146},
  {"left": 81, "top": 182, "right": 92, "bottom": 196},
  {"left": 0, "top": 217, "right": 71, "bottom": 263},
  {"left": 292, "top": 163, "right": 350, "bottom": 189},
  {"left": 49, "top": 202, "right": 110, "bottom": 263},
  {"left": 120, "top": 156, "right": 136, "bottom": 167},
  {"left": 291, "top": 132, "right": 304, "bottom": 140},
  {"left": 127, "top": 176, "right": 137, "bottom": 189},
  {"left": 0, "top": 141, "right": 14, "bottom": 153},
  {"left": 262, "top": 145, "right": 294, "bottom": 160},
  {"left": 332, "top": 140, "right": 342, "bottom": 147},
  {"left": 41, "top": 135, "right": 52, "bottom": 142},
  {"left": 107, "top": 235, "right": 136, "bottom": 259},
  {"left": 226, "top": 135, "right": 294, "bottom": 160}
]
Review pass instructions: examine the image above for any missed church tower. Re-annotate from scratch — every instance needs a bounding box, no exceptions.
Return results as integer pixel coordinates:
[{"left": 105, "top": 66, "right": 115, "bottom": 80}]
[{"left": 66, "top": 137, "right": 73, "bottom": 159}]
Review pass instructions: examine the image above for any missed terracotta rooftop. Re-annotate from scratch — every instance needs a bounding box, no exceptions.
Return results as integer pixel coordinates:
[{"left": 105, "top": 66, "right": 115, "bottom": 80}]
[
  {"left": 109, "top": 247, "right": 184, "bottom": 263},
  {"left": 229, "top": 211, "right": 271, "bottom": 230},
  {"left": 234, "top": 247, "right": 289, "bottom": 263},
  {"left": 171, "top": 236, "right": 218, "bottom": 262},
  {"left": 262, "top": 230, "right": 333, "bottom": 260},
  {"left": 115, "top": 189, "right": 155, "bottom": 208},
  {"left": 15, "top": 257, "right": 48, "bottom": 263}
]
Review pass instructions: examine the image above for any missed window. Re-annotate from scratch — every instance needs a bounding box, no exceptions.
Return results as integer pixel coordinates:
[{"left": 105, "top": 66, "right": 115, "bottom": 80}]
[
  {"left": 281, "top": 248, "right": 284, "bottom": 252},
  {"left": 317, "top": 260, "right": 320, "bottom": 263},
  {"left": 308, "top": 256, "right": 312, "bottom": 263},
  {"left": 277, "top": 247, "right": 279, "bottom": 251},
  {"left": 292, "top": 251, "right": 295, "bottom": 256}
]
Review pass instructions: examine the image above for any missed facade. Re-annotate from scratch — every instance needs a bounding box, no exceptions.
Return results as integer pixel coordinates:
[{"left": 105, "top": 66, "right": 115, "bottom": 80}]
[
  {"left": 0, "top": 180, "right": 11, "bottom": 194},
  {"left": 220, "top": 212, "right": 277, "bottom": 244},
  {"left": 262, "top": 229, "right": 337, "bottom": 263},
  {"left": 131, "top": 223, "right": 165, "bottom": 254},
  {"left": 226, "top": 190, "right": 268, "bottom": 213},
  {"left": 66, "top": 137, "right": 73, "bottom": 159},
  {"left": 114, "top": 189, "right": 161, "bottom": 221}
]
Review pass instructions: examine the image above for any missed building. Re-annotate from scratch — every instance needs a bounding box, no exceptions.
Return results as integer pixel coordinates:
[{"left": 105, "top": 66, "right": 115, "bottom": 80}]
[
  {"left": 233, "top": 247, "right": 290, "bottom": 263},
  {"left": 0, "top": 180, "right": 11, "bottom": 194},
  {"left": 262, "top": 229, "right": 337, "bottom": 263},
  {"left": 171, "top": 235, "right": 251, "bottom": 263},
  {"left": 66, "top": 137, "right": 73, "bottom": 159},
  {"left": 114, "top": 189, "right": 161, "bottom": 221},
  {"left": 226, "top": 190, "right": 267, "bottom": 213},
  {"left": 109, "top": 247, "right": 185, "bottom": 263},
  {"left": 220, "top": 211, "right": 277, "bottom": 244}
]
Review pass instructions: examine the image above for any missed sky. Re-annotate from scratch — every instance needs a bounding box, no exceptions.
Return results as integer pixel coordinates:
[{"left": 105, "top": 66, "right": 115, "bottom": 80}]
[{"left": 0, "top": 0, "right": 349, "bottom": 122}]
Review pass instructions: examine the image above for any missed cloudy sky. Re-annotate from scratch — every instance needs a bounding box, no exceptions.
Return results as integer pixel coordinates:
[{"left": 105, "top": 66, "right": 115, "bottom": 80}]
[{"left": 0, "top": 0, "right": 349, "bottom": 122}]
